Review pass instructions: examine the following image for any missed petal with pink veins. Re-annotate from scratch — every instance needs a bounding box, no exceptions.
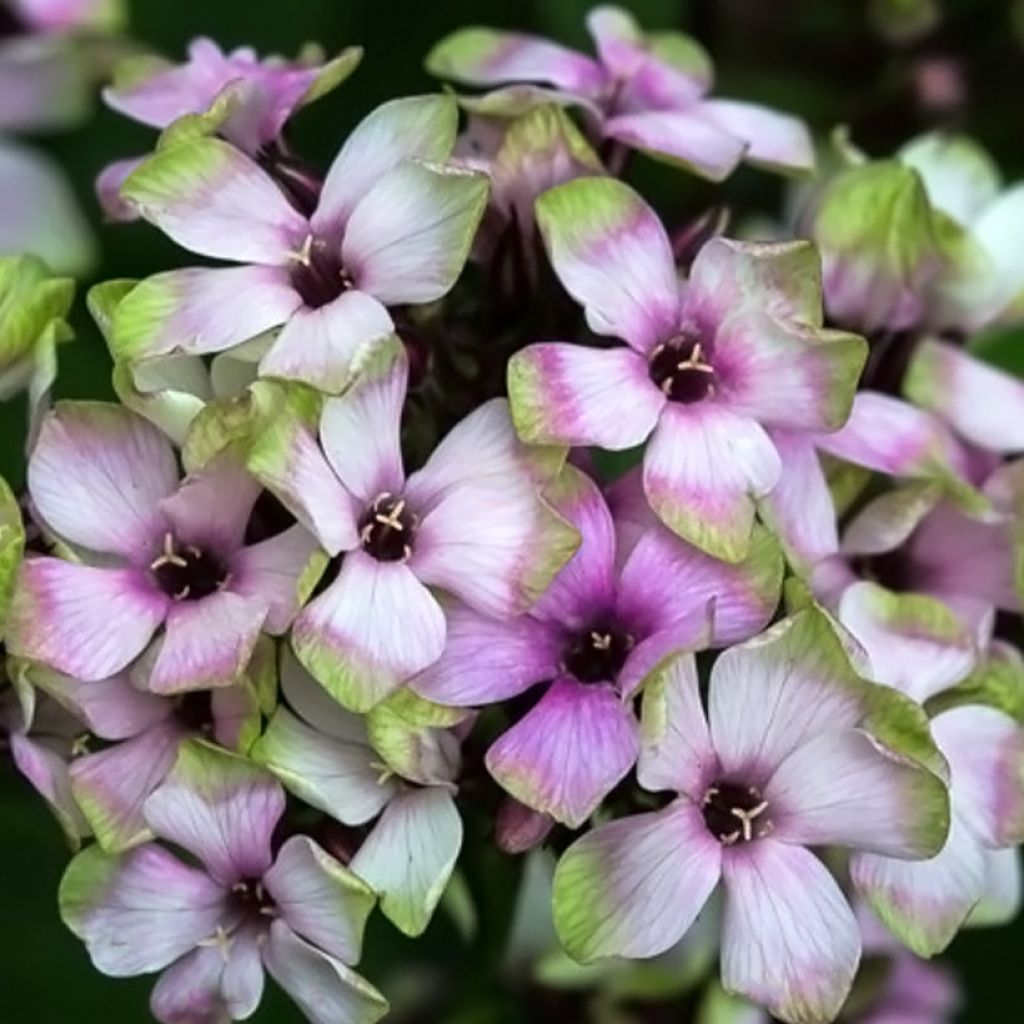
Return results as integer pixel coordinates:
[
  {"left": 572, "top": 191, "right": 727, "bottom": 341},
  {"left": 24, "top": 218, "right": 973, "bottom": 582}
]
[
  {"left": 553, "top": 799, "right": 721, "bottom": 961},
  {"left": 9, "top": 732, "right": 88, "bottom": 843},
  {"left": 695, "top": 99, "right": 814, "bottom": 173},
  {"left": 29, "top": 402, "right": 177, "bottom": 561},
  {"left": 486, "top": 676, "right": 639, "bottom": 828},
  {"left": 148, "top": 943, "right": 236, "bottom": 1024}
]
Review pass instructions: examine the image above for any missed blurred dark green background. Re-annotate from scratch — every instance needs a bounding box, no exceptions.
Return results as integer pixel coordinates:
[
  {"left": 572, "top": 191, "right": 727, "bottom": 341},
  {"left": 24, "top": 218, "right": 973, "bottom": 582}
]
[{"left": 2, "top": 1, "right": 1023, "bottom": 1020}]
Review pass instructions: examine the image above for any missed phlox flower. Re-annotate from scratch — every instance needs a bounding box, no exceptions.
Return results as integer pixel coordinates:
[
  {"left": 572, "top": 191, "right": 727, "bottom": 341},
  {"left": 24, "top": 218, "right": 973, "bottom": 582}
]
[
  {"left": 254, "top": 649, "right": 464, "bottom": 937},
  {"left": 428, "top": 5, "right": 813, "bottom": 180},
  {"left": 96, "top": 37, "right": 361, "bottom": 221},
  {"left": 6, "top": 402, "right": 319, "bottom": 691},
  {"left": 412, "top": 464, "right": 782, "bottom": 827},
  {"left": 108, "top": 94, "right": 489, "bottom": 393},
  {"left": 508, "top": 175, "right": 866, "bottom": 561},
  {"left": 551, "top": 609, "right": 948, "bottom": 1024},
  {"left": 248, "top": 336, "right": 577, "bottom": 711},
  {"left": 60, "top": 740, "right": 388, "bottom": 1024}
]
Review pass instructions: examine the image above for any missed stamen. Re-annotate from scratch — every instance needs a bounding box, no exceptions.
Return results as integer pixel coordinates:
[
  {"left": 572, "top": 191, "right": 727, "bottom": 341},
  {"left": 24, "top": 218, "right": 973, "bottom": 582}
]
[
  {"left": 701, "top": 780, "right": 772, "bottom": 845},
  {"left": 359, "top": 493, "right": 417, "bottom": 562}
]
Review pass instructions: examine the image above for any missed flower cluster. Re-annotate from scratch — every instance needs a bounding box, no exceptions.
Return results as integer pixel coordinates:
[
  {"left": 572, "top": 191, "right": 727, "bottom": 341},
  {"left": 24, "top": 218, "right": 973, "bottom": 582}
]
[{"left": 2, "top": 6, "right": 1024, "bottom": 1024}]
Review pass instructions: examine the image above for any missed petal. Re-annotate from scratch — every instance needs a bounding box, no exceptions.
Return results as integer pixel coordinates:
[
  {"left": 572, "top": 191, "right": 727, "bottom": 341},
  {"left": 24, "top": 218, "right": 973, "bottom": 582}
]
[
  {"left": 851, "top": 814, "right": 988, "bottom": 957},
  {"left": 232, "top": 524, "right": 322, "bottom": 634},
  {"left": 616, "top": 521, "right": 783, "bottom": 645},
  {"left": 485, "top": 676, "right": 640, "bottom": 828},
  {"left": 757, "top": 432, "right": 839, "bottom": 575},
  {"left": 148, "top": 944, "right": 237, "bottom": 1024},
  {"left": 159, "top": 455, "right": 260, "bottom": 556},
  {"left": 96, "top": 156, "right": 145, "bottom": 220},
  {"left": 535, "top": 177, "right": 680, "bottom": 351},
  {"left": 70, "top": 723, "right": 184, "bottom": 852},
  {"left": 343, "top": 162, "right": 488, "bottom": 306},
  {"left": 349, "top": 787, "right": 463, "bottom": 938},
  {"left": 121, "top": 138, "right": 308, "bottom": 263},
  {"left": 714, "top": 312, "right": 866, "bottom": 432},
  {"left": 696, "top": 99, "right": 814, "bottom": 173},
  {"left": 110, "top": 265, "right": 301, "bottom": 362},
  {"left": 931, "top": 705, "right": 1024, "bottom": 848},
  {"left": 642, "top": 403, "right": 781, "bottom": 563},
  {"left": 968, "top": 846, "right": 1022, "bottom": 927},
  {"left": 603, "top": 109, "right": 747, "bottom": 181},
  {"left": 409, "top": 601, "right": 560, "bottom": 706},
  {"left": 709, "top": 610, "right": 868, "bottom": 781},
  {"left": 314, "top": 94, "right": 458, "bottom": 235},
  {"left": 278, "top": 645, "right": 374, "bottom": 744},
  {"left": 292, "top": 551, "right": 447, "bottom": 712},
  {"left": 259, "top": 290, "right": 394, "bottom": 394},
  {"left": 720, "top": 841, "right": 860, "bottom": 1024},
  {"left": 263, "top": 835, "right": 376, "bottom": 963},
  {"left": 59, "top": 843, "right": 227, "bottom": 976},
  {"left": 7, "top": 559, "right": 167, "bottom": 681},
  {"left": 898, "top": 132, "right": 1001, "bottom": 225},
  {"left": 142, "top": 739, "right": 285, "bottom": 885},
  {"left": 552, "top": 799, "right": 721, "bottom": 961},
  {"left": 253, "top": 706, "right": 393, "bottom": 827},
  {"left": 29, "top": 402, "right": 177, "bottom": 560},
  {"left": 9, "top": 732, "right": 88, "bottom": 844},
  {"left": 147, "top": 592, "right": 267, "bottom": 695},
  {"left": 837, "top": 582, "right": 977, "bottom": 703},
  {"left": 638, "top": 653, "right": 716, "bottom": 799},
  {"left": 425, "top": 28, "right": 605, "bottom": 94},
  {"left": 508, "top": 342, "right": 663, "bottom": 449},
  {"left": 767, "top": 729, "right": 949, "bottom": 858},
  {"left": 263, "top": 921, "right": 389, "bottom": 1024},
  {"left": 904, "top": 338, "right": 1024, "bottom": 453},
  {"left": 319, "top": 336, "right": 407, "bottom": 503},
  {"left": 246, "top": 403, "right": 360, "bottom": 556}
]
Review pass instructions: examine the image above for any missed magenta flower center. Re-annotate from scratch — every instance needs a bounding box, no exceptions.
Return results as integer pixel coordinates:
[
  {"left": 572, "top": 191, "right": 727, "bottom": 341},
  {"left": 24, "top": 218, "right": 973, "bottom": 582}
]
[
  {"left": 359, "top": 493, "right": 417, "bottom": 562},
  {"left": 562, "top": 625, "right": 634, "bottom": 684},
  {"left": 229, "top": 878, "right": 277, "bottom": 921},
  {"left": 149, "top": 533, "right": 230, "bottom": 602},
  {"left": 289, "top": 235, "right": 353, "bottom": 309},
  {"left": 648, "top": 335, "right": 716, "bottom": 403},
  {"left": 701, "top": 781, "right": 772, "bottom": 845}
]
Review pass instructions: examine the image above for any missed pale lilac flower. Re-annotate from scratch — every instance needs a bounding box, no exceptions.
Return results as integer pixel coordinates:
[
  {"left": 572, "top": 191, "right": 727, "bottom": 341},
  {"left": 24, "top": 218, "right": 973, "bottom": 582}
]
[
  {"left": 551, "top": 610, "right": 948, "bottom": 1024},
  {"left": 60, "top": 740, "right": 388, "bottom": 1024},
  {"left": 412, "top": 464, "right": 782, "bottom": 827},
  {"left": 6, "top": 402, "right": 319, "bottom": 691},
  {"left": 108, "top": 95, "right": 488, "bottom": 393},
  {"left": 254, "top": 648, "right": 464, "bottom": 937},
  {"left": 248, "top": 336, "right": 577, "bottom": 711},
  {"left": 96, "top": 38, "right": 362, "bottom": 221},
  {"left": 508, "top": 176, "right": 866, "bottom": 561},
  {"left": 428, "top": 5, "right": 813, "bottom": 179}
]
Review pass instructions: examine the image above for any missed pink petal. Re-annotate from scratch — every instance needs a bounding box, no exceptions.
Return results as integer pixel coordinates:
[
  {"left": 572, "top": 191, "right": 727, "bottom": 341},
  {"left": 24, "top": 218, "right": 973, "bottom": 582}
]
[
  {"left": 617, "top": 607, "right": 714, "bottom": 697},
  {"left": 696, "top": 99, "right": 814, "bottom": 173},
  {"left": 603, "top": 109, "right": 747, "bottom": 181},
  {"left": 410, "top": 601, "right": 560, "bottom": 706},
  {"left": 292, "top": 550, "right": 447, "bottom": 712},
  {"left": 534, "top": 177, "right": 680, "bottom": 351},
  {"left": 263, "top": 835, "right": 375, "bottom": 963},
  {"left": 767, "top": 729, "right": 949, "bottom": 858},
  {"left": 29, "top": 403, "right": 177, "bottom": 561},
  {"left": 122, "top": 138, "right": 308, "bottom": 264},
  {"left": 95, "top": 156, "right": 144, "bottom": 222},
  {"left": 262, "top": 921, "right": 389, "bottom": 1024},
  {"left": 147, "top": 592, "right": 268, "bottom": 695},
  {"left": 721, "top": 841, "right": 860, "bottom": 1023},
  {"left": 552, "top": 799, "right": 721, "bottom": 961},
  {"left": 149, "top": 944, "right": 236, "bottom": 1024},
  {"left": 642, "top": 403, "right": 781, "bottom": 562},
  {"left": 485, "top": 676, "right": 639, "bottom": 828},
  {"left": 60, "top": 843, "right": 228, "bottom": 976},
  {"left": 232, "top": 524, "right": 322, "bottom": 634},
  {"left": 7, "top": 559, "right": 167, "bottom": 681},
  {"left": 9, "top": 732, "right": 88, "bottom": 841},
  {"left": 259, "top": 289, "right": 394, "bottom": 394},
  {"left": 142, "top": 741, "right": 285, "bottom": 886},
  {"left": 508, "top": 342, "right": 663, "bottom": 448},
  {"left": 637, "top": 653, "right": 716, "bottom": 799},
  {"left": 320, "top": 339, "right": 407, "bottom": 503}
]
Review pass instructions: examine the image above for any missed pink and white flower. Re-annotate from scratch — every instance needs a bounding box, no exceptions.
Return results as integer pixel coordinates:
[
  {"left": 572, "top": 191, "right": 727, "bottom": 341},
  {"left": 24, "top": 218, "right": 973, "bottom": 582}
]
[
  {"left": 508, "top": 176, "right": 867, "bottom": 561},
  {"left": 6, "top": 402, "right": 319, "bottom": 691},
  {"left": 60, "top": 740, "right": 388, "bottom": 1024},
  {"left": 412, "top": 464, "right": 782, "bottom": 827},
  {"left": 551, "top": 609, "right": 949, "bottom": 1024}
]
